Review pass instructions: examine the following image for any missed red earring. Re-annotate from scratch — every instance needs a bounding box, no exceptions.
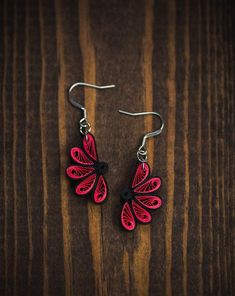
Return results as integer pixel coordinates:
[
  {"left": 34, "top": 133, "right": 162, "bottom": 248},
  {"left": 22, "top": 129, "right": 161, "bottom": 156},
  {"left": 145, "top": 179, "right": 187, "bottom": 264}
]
[
  {"left": 66, "top": 82, "right": 115, "bottom": 204},
  {"left": 118, "top": 110, "right": 164, "bottom": 231}
]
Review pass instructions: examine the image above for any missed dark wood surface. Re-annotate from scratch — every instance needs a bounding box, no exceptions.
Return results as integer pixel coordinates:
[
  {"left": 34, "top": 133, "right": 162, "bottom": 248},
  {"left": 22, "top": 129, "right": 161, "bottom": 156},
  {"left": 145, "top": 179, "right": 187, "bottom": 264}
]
[{"left": 0, "top": 0, "right": 234, "bottom": 295}]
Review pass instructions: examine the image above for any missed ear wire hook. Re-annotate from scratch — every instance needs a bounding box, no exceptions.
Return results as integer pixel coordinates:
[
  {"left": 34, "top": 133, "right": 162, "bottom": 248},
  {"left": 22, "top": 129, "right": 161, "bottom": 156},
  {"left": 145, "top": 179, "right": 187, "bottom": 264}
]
[
  {"left": 118, "top": 110, "right": 164, "bottom": 162},
  {"left": 69, "top": 82, "right": 115, "bottom": 118},
  {"left": 68, "top": 82, "right": 115, "bottom": 135}
]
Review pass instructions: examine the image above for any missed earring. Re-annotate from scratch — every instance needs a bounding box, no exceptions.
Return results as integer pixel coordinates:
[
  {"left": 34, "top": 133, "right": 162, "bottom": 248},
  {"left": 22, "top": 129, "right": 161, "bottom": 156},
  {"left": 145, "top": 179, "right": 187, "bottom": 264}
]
[
  {"left": 66, "top": 82, "right": 115, "bottom": 204},
  {"left": 118, "top": 110, "right": 164, "bottom": 231}
]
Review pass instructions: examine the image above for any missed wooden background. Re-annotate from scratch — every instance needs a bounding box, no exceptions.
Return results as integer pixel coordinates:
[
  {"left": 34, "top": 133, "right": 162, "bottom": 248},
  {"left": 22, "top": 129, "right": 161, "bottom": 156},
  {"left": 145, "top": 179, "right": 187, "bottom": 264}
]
[{"left": 0, "top": 0, "right": 234, "bottom": 295}]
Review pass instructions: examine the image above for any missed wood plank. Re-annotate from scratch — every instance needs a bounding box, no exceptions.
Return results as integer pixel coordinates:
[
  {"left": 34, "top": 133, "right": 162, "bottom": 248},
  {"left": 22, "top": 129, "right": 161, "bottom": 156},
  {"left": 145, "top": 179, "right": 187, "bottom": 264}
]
[{"left": 0, "top": 0, "right": 234, "bottom": 295}]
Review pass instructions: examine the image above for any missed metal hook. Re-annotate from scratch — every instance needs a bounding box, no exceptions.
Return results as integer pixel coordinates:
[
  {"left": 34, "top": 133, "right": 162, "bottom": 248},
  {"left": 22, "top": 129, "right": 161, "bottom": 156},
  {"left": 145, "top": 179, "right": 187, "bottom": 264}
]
[
  {"left": 68, "top": 82, "right": 115, "bottom": 118},
  {"left": 68, "top": 82, "right": 115, "bottom": 135},
  {"left": 118, "top": 110, "right": 164, "bottom": 162}
]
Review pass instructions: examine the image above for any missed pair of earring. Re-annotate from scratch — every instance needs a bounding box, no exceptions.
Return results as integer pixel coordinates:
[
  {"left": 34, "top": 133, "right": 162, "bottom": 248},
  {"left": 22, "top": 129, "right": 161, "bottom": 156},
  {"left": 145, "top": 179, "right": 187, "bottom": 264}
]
[{"left": 66, "top": 82, "right": 164, "bottom": 231}]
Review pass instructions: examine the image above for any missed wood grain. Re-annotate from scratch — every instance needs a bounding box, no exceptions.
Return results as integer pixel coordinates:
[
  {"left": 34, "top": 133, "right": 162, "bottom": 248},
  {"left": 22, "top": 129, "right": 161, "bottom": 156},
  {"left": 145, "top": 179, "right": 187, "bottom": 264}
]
[{"left": 0, "top": 0, "right": 234, "bottom": 295}]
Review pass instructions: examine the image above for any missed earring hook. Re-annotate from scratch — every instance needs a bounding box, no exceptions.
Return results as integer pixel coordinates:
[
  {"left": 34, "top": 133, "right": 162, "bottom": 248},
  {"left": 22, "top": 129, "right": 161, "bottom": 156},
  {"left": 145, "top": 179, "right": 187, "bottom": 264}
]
[
  {"left": 68, "top": 82, "right": 115, "bottom": 118},
  {"left": 118, "top": 110, "right": 164, "bottom": 162},
  {"left": 68, "top": 82, "right": 115, "bottom": 135}
]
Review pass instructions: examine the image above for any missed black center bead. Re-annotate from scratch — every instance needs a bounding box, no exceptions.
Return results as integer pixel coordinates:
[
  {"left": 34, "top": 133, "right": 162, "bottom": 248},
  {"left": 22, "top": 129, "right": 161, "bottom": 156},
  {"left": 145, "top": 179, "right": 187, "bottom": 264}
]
[
  {"left": 94, "top": 161, "right": 108, "bottom": 175},
  {"left": 120, "top": 188, "right": 134, "bottom": 202}
]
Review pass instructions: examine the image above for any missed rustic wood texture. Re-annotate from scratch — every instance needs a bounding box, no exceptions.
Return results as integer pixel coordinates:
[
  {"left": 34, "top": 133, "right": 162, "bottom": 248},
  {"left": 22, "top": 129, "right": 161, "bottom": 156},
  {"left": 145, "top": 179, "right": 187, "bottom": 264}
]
[{"left": 0, "top": 0, "right": 234, "bottom": 295}]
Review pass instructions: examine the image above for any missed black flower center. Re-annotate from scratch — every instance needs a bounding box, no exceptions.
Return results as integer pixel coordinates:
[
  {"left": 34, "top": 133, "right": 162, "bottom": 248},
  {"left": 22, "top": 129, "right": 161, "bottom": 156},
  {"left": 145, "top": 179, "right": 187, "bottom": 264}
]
[
  {"left": 120, "top": 188, "right": 134, "bottom": 202},
  {"left": 94, "top": 161, "right": 108, "bottom": 175}
]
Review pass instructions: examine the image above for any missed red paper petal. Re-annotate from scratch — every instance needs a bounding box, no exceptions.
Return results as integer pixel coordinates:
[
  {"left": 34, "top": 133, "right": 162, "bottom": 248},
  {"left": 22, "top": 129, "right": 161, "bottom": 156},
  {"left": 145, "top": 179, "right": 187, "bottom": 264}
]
[
  {"left": 132, "top": 201, "right": 151, "bottom": 223},
  {"left": 132, "top": 162, "right": 150, "bottom": 188},
  {"left": 135, "top": 195, "right": 162, "bottom": 209},
  {"left": 66, "top": 165, "right": 95, "bottom": 179},
  {"left": 75, "top": 174, "right": 96, "bottom": 195},
  {"left": 93, "top": 175, "right": 108, "bottom": 203},
  {"left": 70, "top": 147, "right": 94, "bottom": 165},
  {"left": 134, "top": 177, "right": 161, "bottom": 194},
  {"left": 121, "top": 202, "right": 136, "bottom": 231},
  {"left": 83, "top": 133, "right": 97, "bottom": 161}
]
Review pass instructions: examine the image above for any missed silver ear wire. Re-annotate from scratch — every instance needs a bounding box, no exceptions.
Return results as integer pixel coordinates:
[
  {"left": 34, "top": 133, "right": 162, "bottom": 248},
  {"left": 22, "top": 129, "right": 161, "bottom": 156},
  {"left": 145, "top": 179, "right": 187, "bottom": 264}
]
[
  {"left": 118, "top": 110, "right": 164, "bottom": 162},
  {"left": 68, "top": 82, "right": 115, "bottom": 135}
]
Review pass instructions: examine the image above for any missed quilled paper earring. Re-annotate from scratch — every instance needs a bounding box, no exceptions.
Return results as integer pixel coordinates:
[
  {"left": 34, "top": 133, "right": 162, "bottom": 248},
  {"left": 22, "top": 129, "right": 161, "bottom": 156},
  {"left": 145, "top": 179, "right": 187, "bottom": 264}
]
[
  {"left": 66, "top": 82, "right": 115, "bottom": 204},
  {"left": 118, "top": 110, "right": 164, "bottom": 231}
]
